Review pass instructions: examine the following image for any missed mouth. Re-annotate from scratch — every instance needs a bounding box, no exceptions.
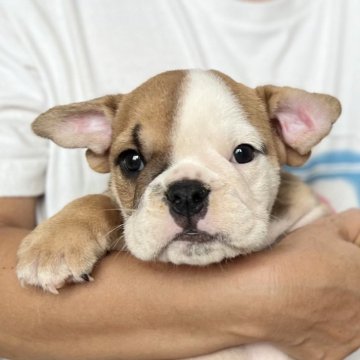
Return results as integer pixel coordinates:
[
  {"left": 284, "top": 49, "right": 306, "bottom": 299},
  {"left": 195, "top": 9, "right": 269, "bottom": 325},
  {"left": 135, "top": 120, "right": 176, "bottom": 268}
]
[{"left": 172, "top": 229, "right": 216, "bottom": 243}]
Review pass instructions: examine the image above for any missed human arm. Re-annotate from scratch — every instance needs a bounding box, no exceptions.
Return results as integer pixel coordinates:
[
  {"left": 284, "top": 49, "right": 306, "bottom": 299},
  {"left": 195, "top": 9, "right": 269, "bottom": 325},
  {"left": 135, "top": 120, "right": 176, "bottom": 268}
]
[
  {"left": 1, "top": 198, "right": 360, "bottom": 360},
  {"left": 0, "top": 196, "right": 249, "bottom": 360}
]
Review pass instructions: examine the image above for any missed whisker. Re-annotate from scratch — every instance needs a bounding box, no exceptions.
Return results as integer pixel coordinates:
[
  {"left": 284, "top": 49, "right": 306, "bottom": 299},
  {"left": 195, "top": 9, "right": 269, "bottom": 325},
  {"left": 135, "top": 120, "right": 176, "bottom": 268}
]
[
  {"left": 120, "top": 241, "right": 128, "bottom": 252},
  {"left": 268, "top": 214, "right": 283, "bottom": 222},
  {"left": 111, "top": 234, "right": 125, "bottom": 250},
  {"left": 104, "top": 223, "right": 125, "bottom": 240},
  {"left": 121, "top": 206, "right": 136, "bottom": 215}
]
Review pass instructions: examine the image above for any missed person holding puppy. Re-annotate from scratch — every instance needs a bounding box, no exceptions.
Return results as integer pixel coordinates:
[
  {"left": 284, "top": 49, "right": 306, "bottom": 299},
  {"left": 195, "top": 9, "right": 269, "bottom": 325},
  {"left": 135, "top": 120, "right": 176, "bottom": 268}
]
[{"left": 0, "top": 1, "right": 360, "bottom": 359}]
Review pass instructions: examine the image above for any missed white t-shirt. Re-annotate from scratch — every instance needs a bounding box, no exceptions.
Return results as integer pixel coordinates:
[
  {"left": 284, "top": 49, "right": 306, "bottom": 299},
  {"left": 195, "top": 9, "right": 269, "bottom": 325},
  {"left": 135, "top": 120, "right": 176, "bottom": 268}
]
[
  {"left": 0, "top": 1, "right": 359, "bottom": 358},
  {"left": 1, "top": 0, "right": 360, "bottom": 220}
]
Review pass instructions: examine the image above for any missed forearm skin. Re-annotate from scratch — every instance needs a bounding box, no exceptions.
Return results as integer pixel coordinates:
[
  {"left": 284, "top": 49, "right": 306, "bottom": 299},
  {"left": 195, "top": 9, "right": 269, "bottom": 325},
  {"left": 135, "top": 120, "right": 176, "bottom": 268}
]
[{"left": 0, "top": 227, "right": 259, "bottom": 360}]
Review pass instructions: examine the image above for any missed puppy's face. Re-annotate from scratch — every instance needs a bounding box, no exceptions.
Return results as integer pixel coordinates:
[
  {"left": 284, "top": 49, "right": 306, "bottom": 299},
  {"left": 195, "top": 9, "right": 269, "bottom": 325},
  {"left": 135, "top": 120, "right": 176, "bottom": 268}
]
[
  {"left": 33, "top": 70, "right": 341, "bottom": 265},
  {"left": 110, "top": 71, "right": 280, "bottom": 264}
]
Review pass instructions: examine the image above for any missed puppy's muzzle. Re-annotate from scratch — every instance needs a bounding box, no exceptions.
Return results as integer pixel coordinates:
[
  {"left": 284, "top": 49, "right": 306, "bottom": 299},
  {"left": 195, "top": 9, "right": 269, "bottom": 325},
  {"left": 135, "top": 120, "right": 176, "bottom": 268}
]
[{"left": 166, "top": 180, "right": 210, "bottom": 218}]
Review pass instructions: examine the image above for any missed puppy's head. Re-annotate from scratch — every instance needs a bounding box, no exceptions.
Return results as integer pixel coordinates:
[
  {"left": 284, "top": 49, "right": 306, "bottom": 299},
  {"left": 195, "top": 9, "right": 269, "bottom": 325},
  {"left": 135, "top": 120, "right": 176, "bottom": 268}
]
[{"left": 33, "top": 70, "right": 341, "bottom": 265}]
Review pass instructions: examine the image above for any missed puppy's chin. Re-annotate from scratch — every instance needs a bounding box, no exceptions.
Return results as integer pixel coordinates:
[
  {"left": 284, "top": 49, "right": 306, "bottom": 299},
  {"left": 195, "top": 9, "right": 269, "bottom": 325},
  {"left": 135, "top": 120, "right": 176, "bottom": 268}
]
[
  {"left": 127, "top": 228, "right": 272, "bottom": 266},
  {"left": 157, "top": 232, "right": 240, "bottom": 265}
]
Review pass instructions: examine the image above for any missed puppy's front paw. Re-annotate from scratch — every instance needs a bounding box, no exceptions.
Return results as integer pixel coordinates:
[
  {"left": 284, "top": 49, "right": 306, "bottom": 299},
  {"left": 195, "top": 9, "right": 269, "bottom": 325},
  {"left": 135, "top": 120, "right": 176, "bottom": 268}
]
[{"left": 17, "top": 222, "right": 106, "bottom": 294}]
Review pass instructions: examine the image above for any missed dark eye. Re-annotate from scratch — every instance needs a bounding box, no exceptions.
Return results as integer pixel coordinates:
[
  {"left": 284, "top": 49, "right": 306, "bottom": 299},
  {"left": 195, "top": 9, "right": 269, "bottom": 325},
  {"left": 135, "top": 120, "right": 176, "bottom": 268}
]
[
  {"left": 117, "top": 149, "right": 145, "bottom": 175},
  {"left": 233, "top": 144, "right": 256, "bottom": 164}
]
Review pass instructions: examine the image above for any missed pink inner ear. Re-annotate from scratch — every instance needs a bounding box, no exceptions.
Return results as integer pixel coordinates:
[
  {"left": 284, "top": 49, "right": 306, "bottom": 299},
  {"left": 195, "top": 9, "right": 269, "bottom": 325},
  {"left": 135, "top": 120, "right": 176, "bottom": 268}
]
[
  {"left": 276, "top": 100, "right": 332, "bottom": 154},
  {"left": 277, "top": 107, "right": 314, "bottom": 146},
  {"left": 72, "top": 113, "right": 110, "bottom": 133},
  {"left": 58, "top": 111, "right": 112, "bottom": 154}
]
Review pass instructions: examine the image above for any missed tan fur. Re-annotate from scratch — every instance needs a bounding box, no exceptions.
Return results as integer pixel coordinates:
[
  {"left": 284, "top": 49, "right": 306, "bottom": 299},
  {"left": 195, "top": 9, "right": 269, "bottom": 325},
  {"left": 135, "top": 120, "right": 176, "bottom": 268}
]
[
  {"left": 272, "top": 172, "right": 316, "bottom": 218},
  {"left": 109, "top": 70, "right": 185, "bottom": 212},
  {"left": 212, "top": 70, "right": 279, "bottom": 166},
  {"left": 268, "top": 172, "right": 331, "bottom": 242},
  {"left": 17, "top": 195, "right": 122, "bottom": 294}
]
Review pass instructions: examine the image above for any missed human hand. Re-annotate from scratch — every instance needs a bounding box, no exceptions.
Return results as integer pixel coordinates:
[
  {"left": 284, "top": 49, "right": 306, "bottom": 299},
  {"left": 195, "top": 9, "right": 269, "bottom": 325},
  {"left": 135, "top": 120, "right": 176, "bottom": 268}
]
[{"left": 228, "top": 209, "right": 360, "bottom": 360}]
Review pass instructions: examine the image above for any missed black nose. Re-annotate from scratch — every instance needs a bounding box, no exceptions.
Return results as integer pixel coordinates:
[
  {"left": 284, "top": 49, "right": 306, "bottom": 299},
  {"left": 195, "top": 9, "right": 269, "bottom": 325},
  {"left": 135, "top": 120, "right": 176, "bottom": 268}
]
[{"left": 166, "top": 180, "right": 210, "bottom": 217}]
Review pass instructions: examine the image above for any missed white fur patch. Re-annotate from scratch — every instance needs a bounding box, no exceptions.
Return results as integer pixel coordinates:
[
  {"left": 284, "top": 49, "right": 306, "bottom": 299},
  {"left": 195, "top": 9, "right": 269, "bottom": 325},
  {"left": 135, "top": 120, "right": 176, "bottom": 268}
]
[{"left": 172, "top": 70, "right": 264, "bottom": 163}]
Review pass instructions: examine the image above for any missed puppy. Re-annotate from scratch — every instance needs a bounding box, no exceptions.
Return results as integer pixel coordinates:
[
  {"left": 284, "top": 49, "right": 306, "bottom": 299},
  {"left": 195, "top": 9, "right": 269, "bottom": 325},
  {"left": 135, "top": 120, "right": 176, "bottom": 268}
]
[{"left": 16, "top": 69, "right": 341, "bottom": 360}]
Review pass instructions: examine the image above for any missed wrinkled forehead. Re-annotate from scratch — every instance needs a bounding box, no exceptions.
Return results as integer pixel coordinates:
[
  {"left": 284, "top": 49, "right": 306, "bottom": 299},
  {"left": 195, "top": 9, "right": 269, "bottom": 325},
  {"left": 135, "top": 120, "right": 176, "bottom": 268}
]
[{"left": 111, "top": 70, "right": 271, "bottom": 157}]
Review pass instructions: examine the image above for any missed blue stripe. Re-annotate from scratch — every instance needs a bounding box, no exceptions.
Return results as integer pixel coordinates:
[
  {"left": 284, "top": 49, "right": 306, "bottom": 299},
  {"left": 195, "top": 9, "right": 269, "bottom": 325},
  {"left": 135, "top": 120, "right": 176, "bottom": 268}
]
[
  {"left": 285, "top": 151, "right": 360, "bottom": 206},
  {"left": 290, "top": 151, "right": 360, "bottom": 172}
]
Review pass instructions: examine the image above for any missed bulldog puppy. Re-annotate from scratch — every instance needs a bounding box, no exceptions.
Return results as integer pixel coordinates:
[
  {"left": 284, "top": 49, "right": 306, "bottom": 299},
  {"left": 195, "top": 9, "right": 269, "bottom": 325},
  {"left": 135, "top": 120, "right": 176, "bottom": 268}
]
[{"left": 16, "top": 69, "right": 341, "bottom": 359}]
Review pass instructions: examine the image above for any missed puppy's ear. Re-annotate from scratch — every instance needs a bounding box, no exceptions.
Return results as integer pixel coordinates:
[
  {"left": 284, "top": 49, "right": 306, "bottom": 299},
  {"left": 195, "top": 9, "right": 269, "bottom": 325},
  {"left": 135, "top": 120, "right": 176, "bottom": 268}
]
[
  {"left": 32, "top": 95, "right": 122, "bottom": 173},
  {"left": 256, "top": 85, "right": 341, "bottom": 166}
]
